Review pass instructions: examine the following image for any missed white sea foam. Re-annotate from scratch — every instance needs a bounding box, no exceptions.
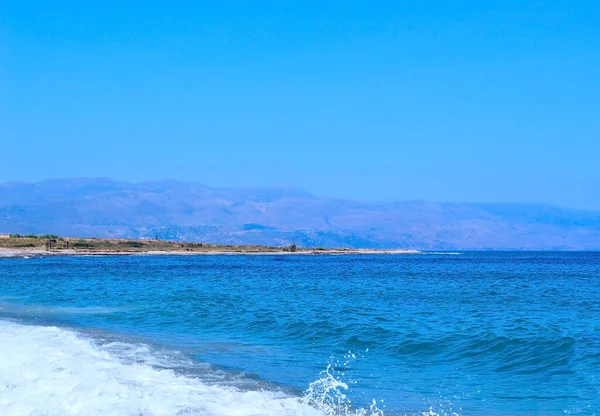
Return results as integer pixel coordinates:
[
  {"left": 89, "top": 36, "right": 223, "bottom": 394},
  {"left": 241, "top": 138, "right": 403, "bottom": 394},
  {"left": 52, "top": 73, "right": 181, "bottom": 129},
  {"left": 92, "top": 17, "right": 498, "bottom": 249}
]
[{"left": 0, "top": 320, "right": 383, "bottom": 416}]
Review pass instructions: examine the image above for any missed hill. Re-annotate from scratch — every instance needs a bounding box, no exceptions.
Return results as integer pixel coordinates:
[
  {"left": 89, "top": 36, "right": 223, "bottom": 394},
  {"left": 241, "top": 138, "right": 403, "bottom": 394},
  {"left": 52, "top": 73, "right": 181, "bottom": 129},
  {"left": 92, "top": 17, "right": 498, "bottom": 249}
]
[{"left": 1, "top": 178, "right": 599, "bottom": 250}]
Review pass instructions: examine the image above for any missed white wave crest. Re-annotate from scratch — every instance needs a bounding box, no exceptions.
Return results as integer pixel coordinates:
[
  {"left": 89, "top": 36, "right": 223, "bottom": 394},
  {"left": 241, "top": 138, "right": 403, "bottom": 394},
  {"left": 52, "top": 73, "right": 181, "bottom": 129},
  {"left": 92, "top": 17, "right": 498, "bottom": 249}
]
[
  {"left": 0, "top": 320, "right": 383, "bottom": 416},
  {"left": 304, "top": 364, "right": 383, "bottom": 416}
]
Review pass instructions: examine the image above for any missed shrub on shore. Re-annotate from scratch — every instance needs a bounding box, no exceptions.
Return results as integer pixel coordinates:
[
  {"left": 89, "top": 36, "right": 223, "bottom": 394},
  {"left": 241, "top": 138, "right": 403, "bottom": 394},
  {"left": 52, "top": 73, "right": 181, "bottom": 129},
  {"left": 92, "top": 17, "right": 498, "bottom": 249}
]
[
  {"left": 9, "top": 233, "right": 38, "bottom": 238},
  {"left": 9, "top": 233, "right": 59, "bottom": 239}
]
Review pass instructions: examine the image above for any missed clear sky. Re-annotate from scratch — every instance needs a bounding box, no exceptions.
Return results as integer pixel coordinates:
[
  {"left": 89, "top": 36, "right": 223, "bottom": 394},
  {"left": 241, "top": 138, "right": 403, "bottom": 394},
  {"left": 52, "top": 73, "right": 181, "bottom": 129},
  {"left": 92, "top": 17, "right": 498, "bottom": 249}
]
[{"left": 2, "top": 1, "right": 599, "bottom": 209}]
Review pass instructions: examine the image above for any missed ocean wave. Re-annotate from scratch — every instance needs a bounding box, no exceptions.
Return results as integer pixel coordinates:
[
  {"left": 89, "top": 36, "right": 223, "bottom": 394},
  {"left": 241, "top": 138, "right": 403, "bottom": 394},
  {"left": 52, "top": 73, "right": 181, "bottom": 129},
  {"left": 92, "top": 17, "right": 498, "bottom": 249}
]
[
  {"left": 0, "top": 302, "right": 126, "bottom": 316},
  {"left": 0, "top": 320, "right": 386, "bottom": 416}
]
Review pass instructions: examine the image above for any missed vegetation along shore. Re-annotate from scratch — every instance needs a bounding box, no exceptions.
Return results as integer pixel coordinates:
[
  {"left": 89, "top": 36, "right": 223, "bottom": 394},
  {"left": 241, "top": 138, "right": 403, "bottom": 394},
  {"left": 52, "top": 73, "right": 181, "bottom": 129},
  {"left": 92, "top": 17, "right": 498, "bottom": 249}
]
[{"left": 0, "top": 234, "right": 419, "bottom": 257}]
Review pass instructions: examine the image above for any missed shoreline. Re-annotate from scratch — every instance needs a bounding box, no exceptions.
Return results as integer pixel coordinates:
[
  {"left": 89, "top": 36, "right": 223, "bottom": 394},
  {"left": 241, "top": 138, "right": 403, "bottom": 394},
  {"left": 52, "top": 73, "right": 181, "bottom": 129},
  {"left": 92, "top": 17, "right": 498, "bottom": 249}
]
[{"left": 0, "top": 247, "right": 421, "bottom": 258}]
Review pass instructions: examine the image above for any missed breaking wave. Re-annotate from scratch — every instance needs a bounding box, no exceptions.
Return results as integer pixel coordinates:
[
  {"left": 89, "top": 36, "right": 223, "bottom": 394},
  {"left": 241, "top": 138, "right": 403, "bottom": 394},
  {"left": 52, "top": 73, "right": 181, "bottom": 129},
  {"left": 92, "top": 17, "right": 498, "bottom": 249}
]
[{"left": 0, "top": 320, "right": 386, "bottom": 416}]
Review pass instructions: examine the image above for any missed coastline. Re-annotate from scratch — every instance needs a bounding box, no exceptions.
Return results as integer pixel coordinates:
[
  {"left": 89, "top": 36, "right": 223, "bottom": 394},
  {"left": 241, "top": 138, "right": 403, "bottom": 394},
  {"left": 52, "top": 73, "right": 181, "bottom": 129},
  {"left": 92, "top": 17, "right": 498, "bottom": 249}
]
[
  {"left": 0, "top": 235, "right": 419, "bottom": 257},
  {"left": 0, "top": 247, "right": 420, "bottom": 258}
]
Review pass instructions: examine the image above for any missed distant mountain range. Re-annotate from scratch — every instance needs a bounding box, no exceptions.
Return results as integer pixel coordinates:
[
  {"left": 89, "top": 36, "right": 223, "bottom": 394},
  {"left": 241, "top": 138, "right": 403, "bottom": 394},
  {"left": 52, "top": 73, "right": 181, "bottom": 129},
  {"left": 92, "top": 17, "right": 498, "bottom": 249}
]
[{"left": 1, "top": 178, "right": 599, "bottom": 250}]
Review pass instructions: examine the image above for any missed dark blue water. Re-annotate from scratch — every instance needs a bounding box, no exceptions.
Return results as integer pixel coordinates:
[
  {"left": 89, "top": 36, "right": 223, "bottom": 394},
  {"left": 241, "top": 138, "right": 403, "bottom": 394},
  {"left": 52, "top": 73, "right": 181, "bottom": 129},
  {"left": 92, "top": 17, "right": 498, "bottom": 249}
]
[{"left": 1, "top": 252, "right": 599, "bottom": 415}]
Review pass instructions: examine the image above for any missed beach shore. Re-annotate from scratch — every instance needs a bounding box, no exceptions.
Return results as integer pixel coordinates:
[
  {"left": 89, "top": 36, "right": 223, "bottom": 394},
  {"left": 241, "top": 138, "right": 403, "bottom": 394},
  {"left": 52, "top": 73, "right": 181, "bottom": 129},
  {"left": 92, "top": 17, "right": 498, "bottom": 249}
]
[
  {"left": 0, "top": 235, "right": 419, "bottom": 257},
  {"left": 0, "top": 247, "right": 420, "bottom": 258}
]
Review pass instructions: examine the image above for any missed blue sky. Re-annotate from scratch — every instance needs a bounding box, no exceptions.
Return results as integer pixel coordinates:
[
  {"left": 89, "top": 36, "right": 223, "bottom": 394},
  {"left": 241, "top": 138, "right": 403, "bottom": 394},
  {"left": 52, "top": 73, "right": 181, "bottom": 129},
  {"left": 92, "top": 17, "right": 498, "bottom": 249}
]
[{"left": 2, "top": 1, "right": 599, "bottom": 209}]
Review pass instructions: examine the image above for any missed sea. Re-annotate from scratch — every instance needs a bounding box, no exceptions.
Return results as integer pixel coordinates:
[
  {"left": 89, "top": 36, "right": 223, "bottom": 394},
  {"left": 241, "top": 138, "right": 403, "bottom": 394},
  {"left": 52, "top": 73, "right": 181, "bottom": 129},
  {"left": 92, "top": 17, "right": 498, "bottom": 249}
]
[{"left": 0, "top": 252, "right": 598, "bottom": 415}]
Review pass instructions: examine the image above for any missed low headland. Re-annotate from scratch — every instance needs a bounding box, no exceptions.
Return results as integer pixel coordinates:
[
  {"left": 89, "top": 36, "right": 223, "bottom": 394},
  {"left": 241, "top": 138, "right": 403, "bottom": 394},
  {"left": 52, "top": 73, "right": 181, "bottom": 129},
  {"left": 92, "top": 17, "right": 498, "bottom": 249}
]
[{"left": 0, "top": 234, "right": 419, "bottom": 257}]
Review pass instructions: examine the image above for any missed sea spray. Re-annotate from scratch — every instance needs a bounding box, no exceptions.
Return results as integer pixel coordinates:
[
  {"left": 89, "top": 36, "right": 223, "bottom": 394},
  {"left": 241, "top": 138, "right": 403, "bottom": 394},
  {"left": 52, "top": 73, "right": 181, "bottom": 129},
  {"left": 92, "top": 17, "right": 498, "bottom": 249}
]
[
  {"left": 302, "top": 351, "right": 385, "bottom": 416},
  {"left": 0, "top": 320, "right": 386, "bottom": 416}
]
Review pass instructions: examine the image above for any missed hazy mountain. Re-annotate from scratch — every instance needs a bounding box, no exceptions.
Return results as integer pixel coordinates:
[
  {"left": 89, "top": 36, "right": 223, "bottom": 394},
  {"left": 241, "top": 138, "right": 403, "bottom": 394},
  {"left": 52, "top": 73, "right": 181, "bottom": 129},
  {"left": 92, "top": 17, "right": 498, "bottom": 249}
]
[{"left": 1, "top": 178, "right": 599, "bottom": 250}]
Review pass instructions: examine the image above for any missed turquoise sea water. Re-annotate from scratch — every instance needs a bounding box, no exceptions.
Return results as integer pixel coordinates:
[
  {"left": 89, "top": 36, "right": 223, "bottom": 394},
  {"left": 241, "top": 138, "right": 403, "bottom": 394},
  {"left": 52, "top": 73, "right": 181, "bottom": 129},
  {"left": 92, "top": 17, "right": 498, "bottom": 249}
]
[{"left": 0, "top": 252, "right": 599, "bottom": 415}]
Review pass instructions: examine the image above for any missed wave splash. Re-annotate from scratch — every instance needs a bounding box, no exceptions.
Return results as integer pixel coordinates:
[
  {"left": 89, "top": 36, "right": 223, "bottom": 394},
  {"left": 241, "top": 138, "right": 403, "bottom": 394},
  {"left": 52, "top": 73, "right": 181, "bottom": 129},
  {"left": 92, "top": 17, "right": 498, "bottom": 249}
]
[
  {"left": 303, "top": 364, "right": 383, "bottom": 416},
  {"left": 0, "top": 320, "right": 384, "bottom": 416},
  {"left": 303, "top": 350, "right": 385, "bottom": 416}
]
